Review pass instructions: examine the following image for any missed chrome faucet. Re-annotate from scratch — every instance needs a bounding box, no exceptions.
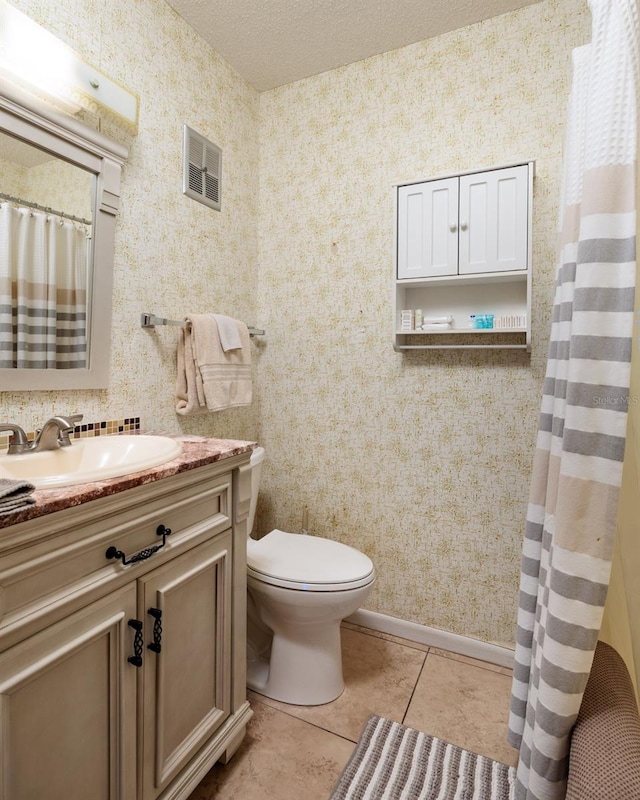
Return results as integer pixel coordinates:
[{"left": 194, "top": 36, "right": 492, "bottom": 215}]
[
  {"left": 0, "top": 423, "right": 30, "bottom": 455},
  {"left": 31, "top": 415, "right": 83, "bottom": 452},
  {"left": 1, "top": 414, "right": 83, "bottom": 455}
]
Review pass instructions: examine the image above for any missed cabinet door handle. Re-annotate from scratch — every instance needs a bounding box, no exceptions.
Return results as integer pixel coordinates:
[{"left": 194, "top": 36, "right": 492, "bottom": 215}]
[
  {"left": 449, "top": 223, "right": 457, "bottom": 232},
  {"left": 147, "top": 607, "right": 163, "bottom": 654},
  {"left": 105, "top": 524, "right": 173, "bottom": 566},
  {"left": 460, "top": 220, "right": 468, "bottom": 231},
  {"left": 128, "top": 619, "right": 144, "bottom": 667}
]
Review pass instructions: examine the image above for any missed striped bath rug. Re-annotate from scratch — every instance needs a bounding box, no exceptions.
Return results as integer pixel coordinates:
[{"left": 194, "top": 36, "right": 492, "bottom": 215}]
[{"left": 330, "top": 715, "right": 516, "bottom": 799}]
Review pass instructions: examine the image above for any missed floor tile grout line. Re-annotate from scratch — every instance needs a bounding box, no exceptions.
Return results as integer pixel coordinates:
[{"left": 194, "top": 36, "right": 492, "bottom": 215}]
[
  {"left": 343, "top": 624, "right": 513, "bottom": 678},
  {"left": 248, "top": 696, "right": 361, "bottom": 746},
  {"left": 246, "top": 635, "right": 512, "bottom": 765},
  {"left": 400, "top": 648, "right": 430, "bottom": 727},
  {"left": 341, "top": 624, "right": 431, "bottom": 654},
  {"left": 427, "top": 650, "right": 514, "bottom": 679}
]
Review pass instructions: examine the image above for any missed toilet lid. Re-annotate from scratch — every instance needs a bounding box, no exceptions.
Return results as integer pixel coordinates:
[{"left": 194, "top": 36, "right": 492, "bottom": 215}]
[{"left": 247, "top": 529, "right": 375, "bottom": 591}]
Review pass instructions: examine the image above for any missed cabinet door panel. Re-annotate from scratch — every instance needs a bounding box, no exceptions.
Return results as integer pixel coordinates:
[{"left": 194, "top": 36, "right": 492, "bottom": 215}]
[
  {"left": 140, "top": 534, "right": 232, "bottom": 800},
  {"left": 0, "top": 585, "right": 137, "bottom": 800},
  {"left": 397, "top": 178, "right": 458, "bottom": 279},
  {"left": 466, "top": 179, "right": 488, "bottom": 267},
  {"left": 459, "top": 165, "right": 528, "bottom": 274}
]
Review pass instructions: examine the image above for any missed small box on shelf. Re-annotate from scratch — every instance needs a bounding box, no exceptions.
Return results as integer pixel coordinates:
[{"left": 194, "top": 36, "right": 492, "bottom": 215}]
[
  {"left": 494, "top": 314, "right": 527, "bottom": 329},
  {"left": 400, "top": 310, "right": 414, "bottom": 331}
]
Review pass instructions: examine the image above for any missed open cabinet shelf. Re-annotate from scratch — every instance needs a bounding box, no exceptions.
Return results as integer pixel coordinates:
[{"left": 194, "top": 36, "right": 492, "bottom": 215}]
[{"left": 393, "top": 162, "right": 534, "bottom": 352}]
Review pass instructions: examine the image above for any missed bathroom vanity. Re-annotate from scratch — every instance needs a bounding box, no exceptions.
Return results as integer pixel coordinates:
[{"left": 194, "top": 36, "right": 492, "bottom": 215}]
[{"left": 0, "top": 436, "right": 253, "bottom": 800}]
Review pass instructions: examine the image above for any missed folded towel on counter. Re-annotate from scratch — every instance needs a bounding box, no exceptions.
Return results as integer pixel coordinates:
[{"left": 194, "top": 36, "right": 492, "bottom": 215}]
[
  {"left": 211, "top": 314, "right": 242, "bottom": 352},
  {"left": 422, "top": 322, "right": 452, "bottom": 329},
  {"left": 176, "top": 314, "right": 252, "bottom": 415},
  {"left": 0, "top": 478, "right": 36, "bottom": 516},
  {"left": 422, "top": 316, "right": 453, "bottom": 324}
]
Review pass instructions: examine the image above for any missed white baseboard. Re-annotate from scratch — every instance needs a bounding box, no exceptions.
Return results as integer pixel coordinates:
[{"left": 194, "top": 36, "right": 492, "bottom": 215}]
[{"left": 346, "top": 609, "right": 515, "bottom": 670}]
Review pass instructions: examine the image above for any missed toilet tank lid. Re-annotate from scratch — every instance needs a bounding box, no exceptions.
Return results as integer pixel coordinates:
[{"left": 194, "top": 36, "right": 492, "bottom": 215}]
[{"left": 247, "top": 529, "right": 374, "bottom": 586}]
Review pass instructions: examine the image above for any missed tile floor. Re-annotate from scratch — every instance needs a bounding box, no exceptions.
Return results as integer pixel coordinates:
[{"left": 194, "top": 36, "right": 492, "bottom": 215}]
[{"left": 189, "top": 622, "right": 518, "bottom": 800}]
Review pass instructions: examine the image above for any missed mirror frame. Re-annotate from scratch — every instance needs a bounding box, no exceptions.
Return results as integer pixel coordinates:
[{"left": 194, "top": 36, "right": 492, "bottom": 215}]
[{"left": 0, "top": 78, "right": 127, "bottom": 390}]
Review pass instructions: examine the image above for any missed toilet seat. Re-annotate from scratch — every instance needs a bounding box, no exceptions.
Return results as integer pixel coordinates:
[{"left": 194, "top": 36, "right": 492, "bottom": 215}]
[{"left": 247, "top": 529, "right": 375, "bottom": 592}]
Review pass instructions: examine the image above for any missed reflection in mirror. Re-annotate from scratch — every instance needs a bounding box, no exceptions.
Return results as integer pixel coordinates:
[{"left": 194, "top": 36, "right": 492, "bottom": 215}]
[
  {"left": 0, "top": 131, "right": 95, "bottom": 370},
  {"left": 0, "top": 78, "right": 127, "bottom": 391}
]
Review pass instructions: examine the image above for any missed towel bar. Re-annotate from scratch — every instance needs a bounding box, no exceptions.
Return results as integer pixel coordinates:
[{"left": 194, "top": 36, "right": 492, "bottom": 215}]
[{"left": 141, "top": 313, "right": 265, "bottom": 337}]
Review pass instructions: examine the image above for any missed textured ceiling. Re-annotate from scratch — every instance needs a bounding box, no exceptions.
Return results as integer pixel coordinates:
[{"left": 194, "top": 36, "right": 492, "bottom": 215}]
[{"left": 165, "top": 0, "right": 543, "bottom": 91}]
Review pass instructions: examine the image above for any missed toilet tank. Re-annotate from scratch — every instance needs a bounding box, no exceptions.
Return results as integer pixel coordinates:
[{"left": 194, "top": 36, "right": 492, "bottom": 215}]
[{"left": 247, "top": 446, "right": 265, "bottom": 536}]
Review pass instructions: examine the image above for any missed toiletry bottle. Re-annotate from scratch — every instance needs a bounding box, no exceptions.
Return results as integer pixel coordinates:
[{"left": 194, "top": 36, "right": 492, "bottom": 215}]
[{"left": 415, "top": 309, "right": 423, "bottom": 328}]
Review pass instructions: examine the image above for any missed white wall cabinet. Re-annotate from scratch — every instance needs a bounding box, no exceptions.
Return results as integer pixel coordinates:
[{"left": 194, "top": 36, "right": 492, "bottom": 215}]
[
  {"left": 458, "top": 165, "right": 529, "bottom": 275},
  {"left": 397, "top": 177, "right": 459, "bottom": 279},
  {"left": 394, "top": 161, "right": 534, "bottom": 351},
  {"left": 0, "top": 455, "right": 252, "bottom": 800}
]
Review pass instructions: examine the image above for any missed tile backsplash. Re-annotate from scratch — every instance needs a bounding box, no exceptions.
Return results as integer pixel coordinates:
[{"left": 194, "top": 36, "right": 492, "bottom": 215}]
[
  {"left": 1, "top": 416, "right": 141, "bottom": 449},
  {"left": 73, "top": 417, "right": 141, "bottom": 439}
]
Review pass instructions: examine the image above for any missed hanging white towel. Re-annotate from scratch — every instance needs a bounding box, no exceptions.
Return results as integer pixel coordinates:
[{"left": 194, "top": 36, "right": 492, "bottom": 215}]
[
  {"left": 176, "top": 314, "right": 252, "bottom": 415},
  {"left": 211, "top": 314, "right": 242, "bottom": 351}
]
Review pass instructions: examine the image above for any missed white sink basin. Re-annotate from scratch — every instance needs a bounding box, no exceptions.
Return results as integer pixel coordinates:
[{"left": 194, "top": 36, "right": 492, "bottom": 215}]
[{"left": 0, "top": 435, "right": 183, "bottom": 489}]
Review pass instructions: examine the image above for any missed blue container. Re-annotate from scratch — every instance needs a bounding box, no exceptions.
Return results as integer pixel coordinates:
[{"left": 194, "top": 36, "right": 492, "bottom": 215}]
[{"left": 474, "top": 314, "right": 494, "bottom": 329}]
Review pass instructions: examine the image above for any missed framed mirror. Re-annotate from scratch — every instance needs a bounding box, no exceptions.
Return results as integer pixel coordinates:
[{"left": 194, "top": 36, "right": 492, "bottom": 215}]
[{"left": 0, "top": 78, "right": 127, "bottom": 390}]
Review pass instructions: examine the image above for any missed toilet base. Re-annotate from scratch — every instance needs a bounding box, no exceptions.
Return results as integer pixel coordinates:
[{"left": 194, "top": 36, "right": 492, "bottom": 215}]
[
  {"left": 247, "top": 618, "right": 345, "bottom": 706},
  {"left": 246, "top": 567, "right": 375, "bottom": 707}
]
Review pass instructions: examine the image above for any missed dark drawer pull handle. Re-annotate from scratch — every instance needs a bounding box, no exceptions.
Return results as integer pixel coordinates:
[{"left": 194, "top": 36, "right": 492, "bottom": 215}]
[
  {"left": 106, "top": 524, "right": 173, "bottom": 566},
  {"left": 128, "top": 619, "right": 143, "bottom": 667},
  {"left": 147, "top": 607, "right": 163, "bottom": 653}
]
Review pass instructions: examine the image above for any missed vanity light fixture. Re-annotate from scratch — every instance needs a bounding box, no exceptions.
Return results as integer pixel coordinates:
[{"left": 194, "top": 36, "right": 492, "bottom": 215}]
[{"left": 0, "top": 1, "right": 138, "bottom": 134}]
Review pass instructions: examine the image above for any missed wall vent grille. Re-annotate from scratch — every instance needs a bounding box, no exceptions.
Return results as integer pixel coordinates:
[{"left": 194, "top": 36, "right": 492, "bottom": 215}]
[{"left": 183, "top": 124, "right": 221, "bottom": 211}]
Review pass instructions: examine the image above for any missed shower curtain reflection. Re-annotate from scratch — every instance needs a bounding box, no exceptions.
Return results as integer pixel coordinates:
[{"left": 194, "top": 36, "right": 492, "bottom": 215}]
[{"left": 0, "top": 202, "right": 89, "bottom": 369}]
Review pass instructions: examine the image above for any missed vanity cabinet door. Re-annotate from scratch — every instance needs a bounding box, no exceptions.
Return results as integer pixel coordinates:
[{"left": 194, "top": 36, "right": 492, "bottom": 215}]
[
  {"left": 139, "top": 533, "right": 233, "bottom": 800},
  {"left": 0, "top": 585, "right": 137, "bottom": 800}
]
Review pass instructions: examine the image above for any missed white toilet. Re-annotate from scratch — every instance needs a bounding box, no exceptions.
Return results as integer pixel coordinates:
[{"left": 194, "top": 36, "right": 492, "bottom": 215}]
[{"left": 245, "top": 446, "right": 375, "bottom": 706}]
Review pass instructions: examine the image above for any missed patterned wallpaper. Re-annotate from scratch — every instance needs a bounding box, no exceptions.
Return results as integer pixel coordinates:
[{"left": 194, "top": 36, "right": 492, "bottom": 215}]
[
  {"left": 256, "top": 0, "right": 591, "bottom": 646},
  {"left": 0, "top": 156, "right": 28, "bottom": 197},
  {"left": 1, "top": 155, "right": 92, "bottom": 220},
  {"left": 0, "top": 0, "right": 261, "bottom": 443},
  {"left": 0, "top": 0, "right": 591, "bottom": 647}
]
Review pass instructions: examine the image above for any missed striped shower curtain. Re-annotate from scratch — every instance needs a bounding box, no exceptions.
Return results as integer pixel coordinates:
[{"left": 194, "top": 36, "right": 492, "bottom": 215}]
[
  {"left": 508, "top": 2, "right": 638, "bottom": 799},
  {"left": 0, "top": 203, "right": 88, "bottom": 369}
]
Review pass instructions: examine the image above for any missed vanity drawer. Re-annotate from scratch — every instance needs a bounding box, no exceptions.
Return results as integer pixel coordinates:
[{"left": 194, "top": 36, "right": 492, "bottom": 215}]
[{"left": 0, "top": 469, "right": 232, "bottom": 649}]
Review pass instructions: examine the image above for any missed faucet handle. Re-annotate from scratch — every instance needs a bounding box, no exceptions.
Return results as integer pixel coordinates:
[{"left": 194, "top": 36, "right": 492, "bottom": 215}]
[
  {"left": 57, "top": 414, "right": 83, "bottom": 447},
  {"left": 0, "top": 424, "right": 29, "bottom": 455}
]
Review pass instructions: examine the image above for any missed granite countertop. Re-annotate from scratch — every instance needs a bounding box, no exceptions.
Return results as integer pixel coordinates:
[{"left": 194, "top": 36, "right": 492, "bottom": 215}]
[{"left": 0, "top": 435, "right": 255, "bottom": 530}]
